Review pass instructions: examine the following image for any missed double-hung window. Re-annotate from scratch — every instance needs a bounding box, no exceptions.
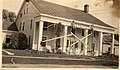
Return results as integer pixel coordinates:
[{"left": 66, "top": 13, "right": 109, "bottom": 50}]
[{"left": 22, "top": 22, "right": 25, "bottom": 31}]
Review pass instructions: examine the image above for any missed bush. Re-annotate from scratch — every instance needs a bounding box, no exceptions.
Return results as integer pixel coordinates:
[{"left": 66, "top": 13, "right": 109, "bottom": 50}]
[
  {"left": 17, "top": 32, "right": 28, "bottom": 50},
  {"left": 56, "top": 49, "right": 62, "bottom": 54},
  {"left": 9, "top": 33, "right": 18, "bottom": 49},
  {"left": 10, "top": 32, "right": 28, "bottom": 50},
  {"left": 42, "top": 47, "right": 50, "bottom": 53},
  {"left": 52, "top": 49, "right": 55, "bottom": 53},
  {"left": 2, "top": 43, "right": 7, "bottom": 49}
]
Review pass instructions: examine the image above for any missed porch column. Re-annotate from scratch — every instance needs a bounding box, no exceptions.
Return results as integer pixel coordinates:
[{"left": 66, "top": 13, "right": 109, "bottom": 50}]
[
  {"left": 38, "top": 21, "right": 44, "bottom": 51},
  {"left": 32, "top": 21, "right": 36, "bottom": 50},
  {"left": 111, "top": 34, "right": 115, "bottom": 54},
  {"left": 99, "top": 32, "right": 103, "bottom": 55},
  {"left": 84, "top": 29, "right": 88, "bottom": 55},
  {"left": 63, "top": 25, "right": 68, "bottom": 53}
]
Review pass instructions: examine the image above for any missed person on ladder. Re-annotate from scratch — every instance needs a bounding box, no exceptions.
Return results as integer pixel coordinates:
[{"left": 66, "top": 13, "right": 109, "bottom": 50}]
[
  {"left": 90, "top": 25, "right": 95, "bottom": 56},
  {"left": 71, "top": 21, "right": 76, "bottom": 55}
]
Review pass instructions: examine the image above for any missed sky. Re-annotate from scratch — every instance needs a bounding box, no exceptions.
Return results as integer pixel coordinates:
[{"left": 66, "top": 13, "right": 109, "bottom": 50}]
[{"left": 3, "top": 0, "right": 24, "bottom": 15}]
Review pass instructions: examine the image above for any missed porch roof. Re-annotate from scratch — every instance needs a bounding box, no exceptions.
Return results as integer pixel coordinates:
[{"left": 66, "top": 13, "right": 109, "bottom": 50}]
[{"left": 31, "top": 0, "right": 114, "bottom": 28}]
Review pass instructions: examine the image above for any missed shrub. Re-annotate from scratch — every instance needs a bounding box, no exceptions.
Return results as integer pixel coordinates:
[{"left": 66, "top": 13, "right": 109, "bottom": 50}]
[
  {"left": 10, "top": 32, "right": 28, "bottom": 50},
  {"left": 56, "top": 49, "right": 62, "bottom": 54},
  {"left": 2, "top": 43, "right": 7, "bottom": 49},
  {"left": 52, "top": 49, "right": 55, "bottom": 53},
  {"left": 17, "top": 32, "right": 28, "bottom": 50},
  {"left": 9, "top": 33, "right": 18, "bottom": 49},
  {"left": 42, "top": 47, "right": 50, "bottom": 53}
]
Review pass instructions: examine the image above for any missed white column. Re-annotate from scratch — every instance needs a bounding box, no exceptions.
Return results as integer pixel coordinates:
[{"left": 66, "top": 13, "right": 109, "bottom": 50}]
[
  {"left": 63, "top": 25, "right": 68, "bottom": 53},
  {"left": 99, "top": 32, "right": 103, "bottom": 55},
  {"left": 84, "top": 29, "right": 88, "bottom": 55},
  {"left": 111, "top": 34, "right": 115, "bottom": 54},
  {"left": 32, "top": 21, "right": 36, "bottom": 50},
  {"left": 37, "top": 21, "right": 44, "bottom": 51}
]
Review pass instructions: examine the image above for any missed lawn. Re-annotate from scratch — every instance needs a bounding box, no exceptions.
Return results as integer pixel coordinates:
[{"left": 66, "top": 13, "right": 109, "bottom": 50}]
[{"left": 2, "top": 49, "right": 119, "bottom": 66}]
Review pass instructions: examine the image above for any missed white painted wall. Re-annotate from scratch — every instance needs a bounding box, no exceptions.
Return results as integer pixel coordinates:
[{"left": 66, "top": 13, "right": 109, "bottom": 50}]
[
  {"left": 2, "top": 32, "right": 6, "bottom": 44},
  {"left": 16, "top": 1, "right": 40, "bottom": 47}
]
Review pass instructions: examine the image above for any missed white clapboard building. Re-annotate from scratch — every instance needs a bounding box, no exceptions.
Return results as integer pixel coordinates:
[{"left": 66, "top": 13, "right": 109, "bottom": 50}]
[{"left": 15, "top": 0, "right": 116, "bottom": 56}]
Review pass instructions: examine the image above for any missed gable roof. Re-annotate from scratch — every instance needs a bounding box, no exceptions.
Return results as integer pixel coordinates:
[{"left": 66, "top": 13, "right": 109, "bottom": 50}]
[
  {"left": 2, "top": 20, "right": 18, "bottom": 31},
  {"left": 31, "top": 0, "right": 114, "bottom": 28}
]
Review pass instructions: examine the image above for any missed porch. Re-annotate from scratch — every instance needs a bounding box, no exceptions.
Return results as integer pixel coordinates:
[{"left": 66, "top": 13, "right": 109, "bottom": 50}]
[{"left": 32, "top": 18, "right": 115, "bottom": 56}]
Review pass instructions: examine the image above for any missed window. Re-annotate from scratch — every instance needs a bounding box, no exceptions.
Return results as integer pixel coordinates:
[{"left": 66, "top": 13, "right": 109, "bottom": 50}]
[
  {"left": 30, "top": 19, "right": 33, "bottom": 29},
  {"left": 24, "top": 7, "right": 25, "bottom": 14},
  {"left": 6, "top": 38, "right": 10, "bottom": 43},
  {"left": 94, "top": 31, "right": 96, "bottom": 37},
  {"left": 19, "top": 23, "right": 22, "bottom": 31},
  {"left": 41, "top": 36, "right": 47, "bottom": 47},
  {"left": 108, "top": 47, "right": 110, "bottom": 51},
  {"left": 81, "top": 29, "right": 84, "bottom": 36},
  {"left": 20, "top": 13, "right": 22, "bottom": 17},
  {"left": 67, "top": 40, "right": 69, "bottom": 47},
  {"left": 26, "top": 4, "right": 29, "bottom": 13},
  {"left": 22, "top": 22, "right": 25, "bottom": 31},
  {"left": 28, "top": 36, "right": 31, "bottom": 46}
]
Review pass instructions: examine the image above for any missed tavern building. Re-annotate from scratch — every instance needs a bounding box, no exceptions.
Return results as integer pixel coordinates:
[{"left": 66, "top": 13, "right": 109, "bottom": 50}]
[{"left": 15, "top": 0, "right": 115, "bottom": 56}]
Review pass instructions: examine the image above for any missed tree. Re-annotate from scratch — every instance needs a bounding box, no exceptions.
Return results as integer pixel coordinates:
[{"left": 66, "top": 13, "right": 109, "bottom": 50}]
[
  {"left": 2, "top": 9, "right": 9, "bottom": 21},
  {"left": 2, "top": 9, "right": 16, "bottom": 22},
  {"left": 10, "top": 32, "right": 28, "bottom": 50},
  {"left": 8, "top": 12, "right": 16, "bottom": 22}
]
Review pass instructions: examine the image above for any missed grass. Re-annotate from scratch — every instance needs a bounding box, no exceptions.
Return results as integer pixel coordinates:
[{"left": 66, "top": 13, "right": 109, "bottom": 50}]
[
  {"left": 3, "top": 49, "right": 96, "bottom": 59},
  {"left": 2, "top": 57, "right": 118, "bottom": 66},
  {"left": 2, "top": 49, "right": 119, "bottom": 66},
  {"left": 3, "top": 49, "right": 118, "bottom": 60}
]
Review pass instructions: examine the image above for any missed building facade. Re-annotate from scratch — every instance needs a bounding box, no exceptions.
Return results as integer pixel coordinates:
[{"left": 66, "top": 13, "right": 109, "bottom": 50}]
[{"left": 15, "top": 0, "right": 116, "bottom": 56}]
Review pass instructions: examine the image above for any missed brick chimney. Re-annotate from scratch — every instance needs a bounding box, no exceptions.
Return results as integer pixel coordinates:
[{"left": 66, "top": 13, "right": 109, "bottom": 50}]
[{"left": 84, "top": 4, "right": 89, "bottom": 13}]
